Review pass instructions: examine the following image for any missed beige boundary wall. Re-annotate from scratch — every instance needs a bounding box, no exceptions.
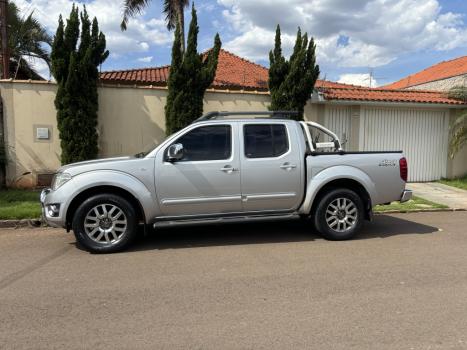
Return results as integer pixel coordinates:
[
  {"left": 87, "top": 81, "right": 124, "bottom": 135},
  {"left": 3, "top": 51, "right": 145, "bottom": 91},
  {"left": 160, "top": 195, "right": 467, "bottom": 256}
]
[
  {"left": 1, "top": 80, "right": 465, "bottom": 187},
  {"left": 0, "top": 80, "right": 320, "bottom": 187}
]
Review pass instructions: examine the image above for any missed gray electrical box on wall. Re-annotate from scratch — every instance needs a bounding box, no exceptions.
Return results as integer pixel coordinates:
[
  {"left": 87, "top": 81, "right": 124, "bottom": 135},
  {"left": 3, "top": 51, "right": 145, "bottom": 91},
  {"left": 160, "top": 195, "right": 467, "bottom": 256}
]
[
  {"left": 36, "top": 128, "right": 49, "bottom": 139},
  {"left": 33, "top": 125, "right": 52, "bottom": 142}
]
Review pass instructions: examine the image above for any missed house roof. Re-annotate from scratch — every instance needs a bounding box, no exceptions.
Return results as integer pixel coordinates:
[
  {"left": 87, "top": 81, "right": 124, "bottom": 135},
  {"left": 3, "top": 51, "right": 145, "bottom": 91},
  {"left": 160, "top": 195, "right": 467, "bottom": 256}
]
[
  {"left": 100, "top": 65, "right": 171, "bottom": 86},
  {"left": 100, "top": 49, "right": 269, "bottom": 90},
  {"left": 100, "top": 50, "right": 465, "bottom": 105},
  {"left": 383, "top": 56, "right": 467, "bottom": 89},
  {"left": 317, "top": 86, "right": 465, "bottom": 105}
]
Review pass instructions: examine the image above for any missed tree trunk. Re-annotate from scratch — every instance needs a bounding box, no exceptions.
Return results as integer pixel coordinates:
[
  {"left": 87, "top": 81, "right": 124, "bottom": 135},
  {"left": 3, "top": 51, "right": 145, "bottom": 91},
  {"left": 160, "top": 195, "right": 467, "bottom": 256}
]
[
  {"left": 0, "top": 96, "right": 6, "bottom": 188},
  {"left": 0, "top": 0, "right": 9, "bottom": 79},
  {"left": 178, "top": 4, "right": 185, "bottom": 53}
]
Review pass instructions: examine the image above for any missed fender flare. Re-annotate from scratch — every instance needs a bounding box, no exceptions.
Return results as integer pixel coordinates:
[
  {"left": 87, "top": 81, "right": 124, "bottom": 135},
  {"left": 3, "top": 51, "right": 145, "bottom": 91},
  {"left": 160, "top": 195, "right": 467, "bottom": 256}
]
[
  {"left": 299, "top": 165, "right": 377, "bottom": 214},
  {"left": 62, "top": 170, "right": 159, "bottom": 223}
]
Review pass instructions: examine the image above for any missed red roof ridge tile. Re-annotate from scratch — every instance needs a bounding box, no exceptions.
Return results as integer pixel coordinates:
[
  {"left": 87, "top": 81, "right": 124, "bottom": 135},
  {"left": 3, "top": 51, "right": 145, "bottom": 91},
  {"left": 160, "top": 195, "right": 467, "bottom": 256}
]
[
  {"left": 102, "top": 65, "right": 170, "bottom": 74},
  {"left": 316, "top": 80, "right": 374, "bottom": 89},
  {"left": 322, "top": 86, "right": 449, "bottom": 94}
]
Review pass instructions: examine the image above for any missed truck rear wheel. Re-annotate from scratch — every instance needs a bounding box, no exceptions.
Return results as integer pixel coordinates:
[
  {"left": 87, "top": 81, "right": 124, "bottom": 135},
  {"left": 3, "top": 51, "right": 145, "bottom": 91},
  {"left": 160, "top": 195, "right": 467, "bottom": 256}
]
[
  {"left": 314, "top": 188, "right": 364, "bottom": 240},
  {"left": 72, "top": 193, "right": 137, "bottom": 253}
]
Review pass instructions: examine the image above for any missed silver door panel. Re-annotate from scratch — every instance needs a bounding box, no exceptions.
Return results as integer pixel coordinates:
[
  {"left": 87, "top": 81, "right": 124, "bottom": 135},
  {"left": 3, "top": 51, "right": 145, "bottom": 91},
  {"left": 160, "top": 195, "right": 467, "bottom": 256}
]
[
  {"left": 154, "top": 123, "right": 242, "bottom": 216},
  {"left": 240, "top": 121, "right": 303, "bottom": 211}
]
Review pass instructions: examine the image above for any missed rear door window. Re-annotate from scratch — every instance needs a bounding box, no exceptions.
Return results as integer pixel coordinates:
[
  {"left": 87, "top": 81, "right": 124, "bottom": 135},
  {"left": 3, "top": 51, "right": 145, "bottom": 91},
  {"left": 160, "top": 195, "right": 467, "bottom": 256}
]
[{"left": 244, "top": 124, "right": 289, "bottom": 158}]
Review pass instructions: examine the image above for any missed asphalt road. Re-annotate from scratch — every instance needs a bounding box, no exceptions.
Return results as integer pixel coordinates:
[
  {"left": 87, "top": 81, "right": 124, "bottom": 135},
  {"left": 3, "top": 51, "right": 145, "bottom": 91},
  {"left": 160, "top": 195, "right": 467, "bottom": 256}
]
[{"left": 1, "top": 211, "right": 467, "bottom": 350}]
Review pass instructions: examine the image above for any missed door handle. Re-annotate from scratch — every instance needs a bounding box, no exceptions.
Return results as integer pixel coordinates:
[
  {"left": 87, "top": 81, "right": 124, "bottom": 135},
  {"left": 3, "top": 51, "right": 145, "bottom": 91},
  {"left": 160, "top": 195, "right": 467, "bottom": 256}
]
[
  {"left": 220, "top": 165, "right": 239, "bottom": 174},
  {"left": 280, "top": 162, "right": 297, "bottom": 170}
]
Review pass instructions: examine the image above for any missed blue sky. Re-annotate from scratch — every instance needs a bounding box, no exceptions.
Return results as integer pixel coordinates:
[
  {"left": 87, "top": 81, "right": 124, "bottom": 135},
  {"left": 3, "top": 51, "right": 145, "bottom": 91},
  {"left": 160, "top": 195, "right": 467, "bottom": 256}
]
[{"left": 16, "top": 0, "right": 467, "bottom": 87}]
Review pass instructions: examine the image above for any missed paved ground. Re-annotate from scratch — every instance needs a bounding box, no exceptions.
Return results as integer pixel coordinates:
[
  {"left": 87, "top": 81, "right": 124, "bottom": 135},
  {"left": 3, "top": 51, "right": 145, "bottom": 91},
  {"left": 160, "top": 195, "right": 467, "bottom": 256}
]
[
  {"left": 1, "top": 212, "right": 467, "bottom": 349},
  {"left": 408, "top": 182, "right": 467, "bottom": 209}
]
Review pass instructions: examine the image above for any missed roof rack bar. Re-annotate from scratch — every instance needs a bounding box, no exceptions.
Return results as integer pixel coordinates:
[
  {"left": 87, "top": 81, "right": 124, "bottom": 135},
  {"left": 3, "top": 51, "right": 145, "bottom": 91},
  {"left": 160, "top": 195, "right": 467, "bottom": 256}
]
[{"left": 193, "top": 110, "right": 299, "bottom": 123}]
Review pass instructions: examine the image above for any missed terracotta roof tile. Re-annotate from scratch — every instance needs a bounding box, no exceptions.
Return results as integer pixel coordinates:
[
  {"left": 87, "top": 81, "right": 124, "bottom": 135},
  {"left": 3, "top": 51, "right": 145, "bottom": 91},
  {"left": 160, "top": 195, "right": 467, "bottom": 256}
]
[
  {"left": 318, "top": 86, "right": 464, "bottom": 105},
  {"left": 100, "top": 65, "right": 171, "bottom": 86},
  {"left": 315, "top": 80, "right": 367, "bottom": 89},
  {"left": 100, "top": 49, "right": 268, "bottom": 90},
  {"left": 383, "top": 56, "right": 467, "bottom": 89},
  {"left": 100, "top": 50, "right": 465, "bottom": 105}
]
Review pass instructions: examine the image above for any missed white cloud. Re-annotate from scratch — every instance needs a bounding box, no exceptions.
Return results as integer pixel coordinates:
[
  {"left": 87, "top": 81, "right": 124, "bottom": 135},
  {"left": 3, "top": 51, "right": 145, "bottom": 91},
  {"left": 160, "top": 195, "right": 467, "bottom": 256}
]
[
  {"left": 338, "top": 73, "right": 379, "bottom": 87},
  {"left": 224, "top": 27, "right": 295, "bottom": 61},
  {"left": 137, "top": 56, "right": 153, "bottom": 63},
  {"left": 218, "top": 0, "right": 467, "bottom": 68},
  {"left": 14, "top": 0, "right": 172, "bottom": 58}
]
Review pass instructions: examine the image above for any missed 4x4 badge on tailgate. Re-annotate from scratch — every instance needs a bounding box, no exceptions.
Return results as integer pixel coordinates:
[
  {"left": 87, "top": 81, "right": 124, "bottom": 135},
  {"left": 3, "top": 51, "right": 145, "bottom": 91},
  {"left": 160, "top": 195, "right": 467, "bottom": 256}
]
[{"left": 379, "top": 159, "right": 396, "bottom": 167}]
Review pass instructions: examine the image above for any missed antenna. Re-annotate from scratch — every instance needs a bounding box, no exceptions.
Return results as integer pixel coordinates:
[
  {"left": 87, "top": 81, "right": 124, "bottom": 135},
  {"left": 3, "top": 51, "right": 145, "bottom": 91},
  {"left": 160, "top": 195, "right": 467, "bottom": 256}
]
[{"left": 362, "top": 68, "right": 387, "bottom": 87}]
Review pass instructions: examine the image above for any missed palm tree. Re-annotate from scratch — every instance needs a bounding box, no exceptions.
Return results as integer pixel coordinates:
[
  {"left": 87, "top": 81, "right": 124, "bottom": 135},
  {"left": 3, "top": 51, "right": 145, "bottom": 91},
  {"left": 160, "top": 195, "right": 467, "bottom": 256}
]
[
  {"left": 121, "top": 0, "right": 189, "bottom": 52},
  {"left": 7, "top": 2, "right": 52, "bottom": 79},
  {"left": 448, "top": 86, "right": 467, "bottom": 158}
]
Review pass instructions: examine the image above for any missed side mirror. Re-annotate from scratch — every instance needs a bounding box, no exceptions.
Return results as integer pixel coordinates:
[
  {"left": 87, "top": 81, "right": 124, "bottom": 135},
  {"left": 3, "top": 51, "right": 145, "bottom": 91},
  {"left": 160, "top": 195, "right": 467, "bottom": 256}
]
[{"left": 167, "top": 143, "right": 184, "bottom": 162}]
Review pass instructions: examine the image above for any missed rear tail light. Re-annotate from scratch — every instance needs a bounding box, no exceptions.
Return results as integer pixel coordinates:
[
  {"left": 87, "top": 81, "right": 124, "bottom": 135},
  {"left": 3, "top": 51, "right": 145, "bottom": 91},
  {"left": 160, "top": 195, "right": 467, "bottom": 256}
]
[{"left": 399, "top": 157, "right": 408, "bottom": 182}]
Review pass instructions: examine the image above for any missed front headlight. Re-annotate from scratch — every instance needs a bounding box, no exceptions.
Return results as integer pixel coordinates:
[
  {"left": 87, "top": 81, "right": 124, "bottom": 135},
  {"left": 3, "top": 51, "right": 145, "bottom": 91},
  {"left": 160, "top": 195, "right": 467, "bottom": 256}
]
[{"left": 52, "top": 172, "right": 72, "bottom": 190}]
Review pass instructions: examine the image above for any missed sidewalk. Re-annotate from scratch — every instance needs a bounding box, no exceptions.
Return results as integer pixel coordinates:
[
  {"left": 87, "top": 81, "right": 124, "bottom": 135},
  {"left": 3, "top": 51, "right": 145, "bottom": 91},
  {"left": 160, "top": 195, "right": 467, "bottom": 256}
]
[{"left": 408, "top": 182, "right": 467, "bottom": 210}]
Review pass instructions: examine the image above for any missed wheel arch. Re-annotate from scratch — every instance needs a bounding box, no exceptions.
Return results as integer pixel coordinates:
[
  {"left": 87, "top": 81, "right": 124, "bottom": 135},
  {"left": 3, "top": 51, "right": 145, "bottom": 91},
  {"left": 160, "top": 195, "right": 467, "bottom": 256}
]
[
  {"left": 299, "top": 165, "right": 376, "bottom": 220},
  {"left": 310, "top": 178, "right": 372, "bottom": 220},
  {"left": 65, "top": 185, "right": 146, "bottom": 230}
]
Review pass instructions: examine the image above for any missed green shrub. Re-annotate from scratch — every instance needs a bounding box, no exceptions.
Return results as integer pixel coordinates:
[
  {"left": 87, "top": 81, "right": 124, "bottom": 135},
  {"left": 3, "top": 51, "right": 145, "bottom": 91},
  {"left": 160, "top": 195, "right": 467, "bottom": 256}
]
[
  {"left": 165, "top": 5, "right": 221, "bottom": 135},
  {"left": 51, "top": 5, "right": 109, "bottom": 164},
  {"left": 269, "top": 25, "right": 320, "bottom": 121}
]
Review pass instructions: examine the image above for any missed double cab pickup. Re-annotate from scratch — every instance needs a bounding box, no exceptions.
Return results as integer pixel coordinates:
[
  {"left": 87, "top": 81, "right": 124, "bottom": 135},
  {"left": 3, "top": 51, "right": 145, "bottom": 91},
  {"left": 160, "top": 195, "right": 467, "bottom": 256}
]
[{"left": 41, "top": 111, "right": 412, "bottom": 253}]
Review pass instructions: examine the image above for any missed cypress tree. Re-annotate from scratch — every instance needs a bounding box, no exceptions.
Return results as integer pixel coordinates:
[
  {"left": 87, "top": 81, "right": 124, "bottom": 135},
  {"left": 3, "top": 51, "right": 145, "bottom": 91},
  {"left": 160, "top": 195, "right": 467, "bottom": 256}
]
[
  {"left": 269, "top": 25, "right": 289, "bottom": 112},
  {"left": 51, "top": 5, "right": 109, "bottom": 164},
  {"left": 268, "top": 26, "right": 320, "bottom": 121},
  {"left": 165, "top": 4, "right": 221, "bottom": 135},
  {"left": 165, "top": 23, "right": 183, "bottom": 135}
]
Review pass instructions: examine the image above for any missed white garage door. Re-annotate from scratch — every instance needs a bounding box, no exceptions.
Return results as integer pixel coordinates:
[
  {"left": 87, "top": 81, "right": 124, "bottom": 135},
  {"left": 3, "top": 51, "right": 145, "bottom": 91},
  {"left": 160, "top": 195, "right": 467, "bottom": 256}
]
[
  {"left": 361, "top": 107, "right": 449, "bottom": 182},
  {"left": 324, "top": 106, "right": 352, "bottom": 150}
]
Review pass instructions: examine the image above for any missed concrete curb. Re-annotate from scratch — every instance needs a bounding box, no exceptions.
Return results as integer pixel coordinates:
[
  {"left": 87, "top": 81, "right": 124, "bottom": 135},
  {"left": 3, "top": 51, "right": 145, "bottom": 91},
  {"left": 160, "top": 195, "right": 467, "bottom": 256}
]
[
  {"left": 375, "top": 208, "right": 466, "bottom": 214},
  {"left": 0, "top": 219, "right": 43, "bottom": 228}
]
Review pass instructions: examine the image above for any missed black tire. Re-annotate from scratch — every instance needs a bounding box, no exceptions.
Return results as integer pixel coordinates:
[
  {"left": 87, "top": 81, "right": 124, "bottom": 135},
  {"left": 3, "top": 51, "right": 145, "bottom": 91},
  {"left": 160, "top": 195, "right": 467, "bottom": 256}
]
[
  {"left": 313, "top": 188, "right": 364, "bottom": 241},
  {"left": 72, "top": 193, "right": 137, "bottom": 253}
]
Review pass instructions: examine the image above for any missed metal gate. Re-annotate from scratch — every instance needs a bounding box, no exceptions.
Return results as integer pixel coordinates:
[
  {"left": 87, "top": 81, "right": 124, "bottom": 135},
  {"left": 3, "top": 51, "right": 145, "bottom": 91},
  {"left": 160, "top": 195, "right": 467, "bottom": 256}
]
[
  {"left": 324, "top": 106, "right": 352, "bottom": 150},
  {"left": 361, "top": 107, "right": 449, "bottom": 182}
]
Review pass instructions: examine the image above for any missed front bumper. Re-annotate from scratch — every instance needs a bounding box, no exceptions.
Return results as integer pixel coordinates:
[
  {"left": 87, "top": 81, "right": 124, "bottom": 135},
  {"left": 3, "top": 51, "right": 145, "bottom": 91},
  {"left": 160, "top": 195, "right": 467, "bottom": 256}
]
[
  {"left": 40, "top": 188, "right": 66, "bottom": 228},
  {"left": 400, "top": 189, "right": 413, "bottom": 203}
]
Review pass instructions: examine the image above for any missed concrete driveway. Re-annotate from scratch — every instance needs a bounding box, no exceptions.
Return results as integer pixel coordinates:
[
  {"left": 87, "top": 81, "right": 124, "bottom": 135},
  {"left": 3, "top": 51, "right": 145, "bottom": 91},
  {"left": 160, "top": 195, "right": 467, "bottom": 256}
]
[
  {"left": 408, "top": 182, "right": 467, "bottom": 209},
  {"left": 1, "top": 212, "right": 467, "bottom": 349}
]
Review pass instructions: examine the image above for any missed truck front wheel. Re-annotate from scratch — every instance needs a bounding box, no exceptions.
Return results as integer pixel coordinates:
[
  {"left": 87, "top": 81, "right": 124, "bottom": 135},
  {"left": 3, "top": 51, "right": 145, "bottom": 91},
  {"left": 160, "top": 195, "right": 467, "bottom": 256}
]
[
  {"left": 72, "top": 193, "right": 138, "bottom": 253},
  {"left": 314, "top": 188, "right": 364, "bottom": 240}
]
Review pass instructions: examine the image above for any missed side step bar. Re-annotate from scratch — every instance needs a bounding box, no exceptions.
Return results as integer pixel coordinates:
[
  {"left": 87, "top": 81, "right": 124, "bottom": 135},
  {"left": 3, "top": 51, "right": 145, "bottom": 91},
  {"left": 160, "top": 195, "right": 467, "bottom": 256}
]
[{"left": 153, "top": 213, "right": 300, "bottom": 229}]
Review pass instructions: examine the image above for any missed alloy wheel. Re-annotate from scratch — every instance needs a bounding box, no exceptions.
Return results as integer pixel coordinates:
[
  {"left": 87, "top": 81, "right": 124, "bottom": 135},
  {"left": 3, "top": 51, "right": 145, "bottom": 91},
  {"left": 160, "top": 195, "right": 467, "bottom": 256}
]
[
  {"left": 325, "top": 197, "right": 358, "bottom": 232},
  {"left": 84, "top": 204, "right": 128, "bottom": 244}
]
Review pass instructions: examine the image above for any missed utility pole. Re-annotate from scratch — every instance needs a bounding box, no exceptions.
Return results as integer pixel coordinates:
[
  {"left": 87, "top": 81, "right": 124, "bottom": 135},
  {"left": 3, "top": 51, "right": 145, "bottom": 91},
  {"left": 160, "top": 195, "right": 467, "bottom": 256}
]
[
  {"left": 0, "top": 0, "right": 6, "bottom": 188},
  {"left": 0, "top": 0, "right": 9, "bottom": 79}
]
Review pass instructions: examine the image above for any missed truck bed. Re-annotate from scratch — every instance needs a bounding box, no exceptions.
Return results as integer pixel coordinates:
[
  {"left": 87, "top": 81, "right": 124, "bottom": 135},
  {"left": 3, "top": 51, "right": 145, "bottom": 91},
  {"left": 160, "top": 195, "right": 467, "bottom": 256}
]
[{"left": 304, "top": 151, "right": 406, "bottom": 206}]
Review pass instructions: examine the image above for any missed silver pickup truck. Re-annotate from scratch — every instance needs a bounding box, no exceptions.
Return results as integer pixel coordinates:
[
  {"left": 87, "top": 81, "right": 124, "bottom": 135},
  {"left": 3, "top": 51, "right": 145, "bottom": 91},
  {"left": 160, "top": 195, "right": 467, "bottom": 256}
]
[{"left": 41, "top": 111, "right": 412, "bottom": 253}]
